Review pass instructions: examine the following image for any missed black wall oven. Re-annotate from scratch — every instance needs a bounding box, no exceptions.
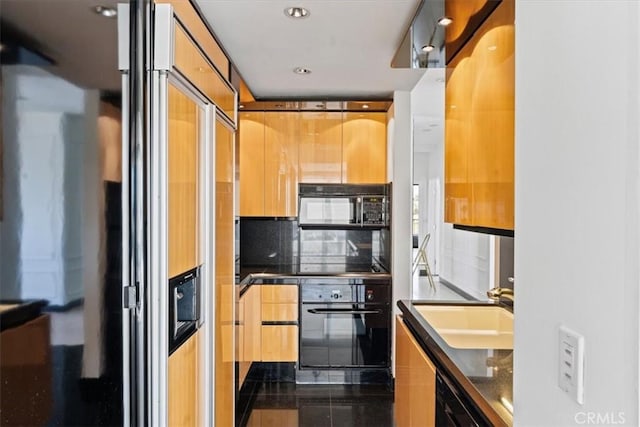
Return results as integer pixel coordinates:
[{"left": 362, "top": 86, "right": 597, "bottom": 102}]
[{"left": 299, "top": 277, "right": 390, "bottom": 369}]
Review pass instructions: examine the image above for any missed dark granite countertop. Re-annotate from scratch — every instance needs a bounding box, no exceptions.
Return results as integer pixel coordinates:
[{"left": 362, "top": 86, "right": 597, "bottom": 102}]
[
  {"left": 398, "top": 300, "right": 513, "bottom": 427},
  {"left": 238, "top": 265, "right": 392, "bottom": 297}
]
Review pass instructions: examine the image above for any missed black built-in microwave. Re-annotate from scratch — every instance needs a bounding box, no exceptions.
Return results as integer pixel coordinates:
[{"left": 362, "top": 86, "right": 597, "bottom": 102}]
[{"left": 298, "top": 183, "right": 390, "bottom": 228}]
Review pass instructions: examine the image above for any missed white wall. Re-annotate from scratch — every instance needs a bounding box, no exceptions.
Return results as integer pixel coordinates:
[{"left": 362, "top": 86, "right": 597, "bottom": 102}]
[
  {"left": 440, "top": 226, "right": 491, "bottom": 300},
  {"left": 514, "top": 1, "right": 639, "bottom": 425},
  {"left": 391, "top": 91, "right": 413, "bottom": 314}
]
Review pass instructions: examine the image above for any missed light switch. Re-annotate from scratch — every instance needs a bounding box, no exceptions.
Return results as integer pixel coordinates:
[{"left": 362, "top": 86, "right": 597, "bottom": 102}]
[{"left": 558, "top": 325, "right": 585, "bottom": 404}]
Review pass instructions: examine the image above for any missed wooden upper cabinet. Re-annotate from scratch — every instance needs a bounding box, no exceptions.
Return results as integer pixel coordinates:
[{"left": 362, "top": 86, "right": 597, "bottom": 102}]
[
  {"left": 168, "top": 84, "right": 199, "bottom": 278},
  {"left": 444, "top": 0, "right": 514, "bottom": 230},
  {"left": 239, "top": 112, "right": 265, "bottom": 216},
  {"left": 468, "top": 0, "right": 514, "bottom": 230},
  {"left": 298, "top": 112, "right": 343, "bottom": 183},
  {"left": 264, "top": 112, "right": 299, "bottom": 217},
  {"left": 155, "top": 0, "right": 230, "bottom": 79},
  {"left": 444, "top": 55, "right": 473, "bottom": 226},
  {"left": 342, "top": 112, "right": 387, "bottom": 184}
]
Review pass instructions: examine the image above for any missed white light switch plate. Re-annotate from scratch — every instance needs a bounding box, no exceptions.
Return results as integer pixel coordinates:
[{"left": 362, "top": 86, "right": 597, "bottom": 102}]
[{"left": 558, "top": 325, "right": 585, "bottom": 404}]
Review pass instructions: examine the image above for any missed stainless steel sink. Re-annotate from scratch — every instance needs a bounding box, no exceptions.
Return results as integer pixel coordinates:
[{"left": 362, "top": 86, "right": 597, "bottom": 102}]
[{"left": 414, "top": 305, "right": 513, "bottom": 350}]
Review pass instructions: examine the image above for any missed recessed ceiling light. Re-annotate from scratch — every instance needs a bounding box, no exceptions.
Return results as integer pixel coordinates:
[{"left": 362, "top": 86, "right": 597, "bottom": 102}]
[
  {"left": 488, "top": 45, "right": 497, "bottom": 51},
  {"left": 437, "top": 16, "right": 453, "bottom": 26},
  {"left": 421, "top": 44, "right": 435, "bottom": 53},
  {"left": 362, "top": 104, "right": 369, "bottom": 109},
  {"left": 293, "top": 67, "right": 311, "bottom": 74},
  {"left": 93, "top": 5, "right": 117, "bottom": 18},
  {"left": 285, "top": 7, "right": 310, "bottom": 18}
]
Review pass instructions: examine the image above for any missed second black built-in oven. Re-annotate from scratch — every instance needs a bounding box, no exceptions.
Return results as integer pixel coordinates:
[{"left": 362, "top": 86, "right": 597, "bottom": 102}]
[{"left": 299, "top": 278, "right": 391, "bottom": 369}]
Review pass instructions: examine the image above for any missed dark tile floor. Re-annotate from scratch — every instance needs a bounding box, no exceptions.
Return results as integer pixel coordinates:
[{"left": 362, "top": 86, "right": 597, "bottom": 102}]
[{"left": 237, "top": 363, "right": 395, "bottom": 427}]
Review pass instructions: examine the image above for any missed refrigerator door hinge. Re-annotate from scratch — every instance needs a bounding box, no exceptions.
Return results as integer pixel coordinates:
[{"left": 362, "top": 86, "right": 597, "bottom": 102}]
[{"left": 123, "top": 285, "right": 138, "bottom": 309}]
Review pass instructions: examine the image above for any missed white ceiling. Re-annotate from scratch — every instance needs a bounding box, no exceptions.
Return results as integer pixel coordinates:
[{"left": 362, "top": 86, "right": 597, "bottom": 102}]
[
  {"left": 195, "top": 0, "right": 426, "bottom": 99},
  {"left": 0, "top": 0, "right": 121, "bottom": 92},
  {"left": 0, "top": 0, "right": 428, "bottom": 100}
]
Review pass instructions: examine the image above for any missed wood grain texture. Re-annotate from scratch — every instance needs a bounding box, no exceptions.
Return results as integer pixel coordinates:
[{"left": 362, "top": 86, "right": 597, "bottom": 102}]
[
  {"left": 174, "top": 24, "right": 235, "bottom": 121},
  {"left": 168, "top": 331, "right": 199, "bottom": 427},
  {"left": 342, "top": 112, "right": 387, "bottom": 184},
  {"left": 298, "top": 112, "right": 343, "bottom": 183},
  {"left": 239, "top": 112, "right": 265, "bottom": 216},
  {"left": 261, "top": 303, "right": 298, "bottom": 322},
  {"left": 445, "top": 0, "right": 514, "bottom": 229},
  {"left": 261, "top": 325, "right": 298, "bottom": 362},
  {"left": 155, "top": 0, "right": 229, "bottom": 79},
  {"left": 245, "top": 285, "right": 262, "bottom": 363},
  {"left": 215, "top": 119, "right": 235, "bottom": 427},
  {"left": 264, "top": 112, "right": 299, "bottom": 216},
  {"left": 261, "top": 285, "right": 298, "bottom": 304},
  {"left": 394, "top": 316, "right": 411, "bottom": 427},
  {"left": 394, "top": 316, "right": 436, "bottom": 427},
  {"left": 168, "top": 84, "right": 199, "bottom": 278}
]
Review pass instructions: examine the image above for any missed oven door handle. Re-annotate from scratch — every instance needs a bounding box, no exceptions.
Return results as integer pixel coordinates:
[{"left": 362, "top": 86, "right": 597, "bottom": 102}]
[{"left": 307, "top": 308, "right": 382, "bottom": 315}]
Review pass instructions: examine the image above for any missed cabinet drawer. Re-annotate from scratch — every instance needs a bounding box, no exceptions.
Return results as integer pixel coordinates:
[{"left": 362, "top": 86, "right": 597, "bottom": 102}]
[
  {"left": 261, "top": 325, "right": 298, "bottom": 362},
  {"left": 261, "top": 285, "right": 299, "bottom": 304}
]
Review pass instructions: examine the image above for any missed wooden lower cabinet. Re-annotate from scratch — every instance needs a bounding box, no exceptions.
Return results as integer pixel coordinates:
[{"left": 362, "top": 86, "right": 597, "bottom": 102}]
[
  {"left": 395, "top": 316, "right": 436, "bottom": 427},
  {"left": 168, "top": 331, "right": 200, "bottom": 427},
  {"left": 239, "top": 285, "right": 263, "bottom": 388},
  {"left": 261, "top": 325, "right": 298, "bottom": 362},
  {"left": 260, "top": 284, "right": 298, "bottom": 362}
]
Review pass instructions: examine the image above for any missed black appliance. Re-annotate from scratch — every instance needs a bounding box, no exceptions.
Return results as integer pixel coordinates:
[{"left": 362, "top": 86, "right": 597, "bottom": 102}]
[
  {"left": 298, "top": 183, "right": 390, "bottom": 228},
  {"left": 169, "top": 267, "right": 200, "bottom": 354},
  {"left": 435, "top": 371, "right": 490, "bottom": 426},
  {"left": 299, "top": 278, "right": 391, "bottom": 369}
]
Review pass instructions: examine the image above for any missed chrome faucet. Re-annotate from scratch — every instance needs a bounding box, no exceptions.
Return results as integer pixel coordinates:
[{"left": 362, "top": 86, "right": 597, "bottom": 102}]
[{"left": 487, "top": 287, "right": 514, "bottom": 302}]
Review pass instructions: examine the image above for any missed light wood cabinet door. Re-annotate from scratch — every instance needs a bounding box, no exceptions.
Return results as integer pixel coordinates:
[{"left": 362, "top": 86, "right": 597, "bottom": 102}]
[
  {"left": 261, "top": 325, "right": 298, "bottom": 362},
  {"left": 168, "top": 332, "right": 199, "bottom": 427},
  {"left": 395, "top": 316, "right": 412, "bottom": 427},
  {"left": 444, "top": 55, "right": 473, "bottom": 226},
  {"left": 260, "top": 284, "right": 298, "bottom": 362},
  {"left": 342, "top": 112, "right": 387, "bottom": 184},
  {"left": 394, "top": 316, "right": 436, "bottom": 427},
  {"left": 215, "top": 118, "right": 235, "bottom": 427},
  {"left": 261, "top": 285, "right": 298, "bottom": 304},
  {"left": 168, "top": 84, "right": 199, "bottom": 278},
  {"left": 444, "top": 0, "right": 514, "bottom": 230},
  {"left": 299, "top": 112, "right": 342, "bottom": 183},
  {"left": 264, "top": 112, "right": 299, "bottom": 216},
  {"left": 467, "top": 0, "right": 514, "bottom": 230},
  {"left": 239, "top": 112, "right": 265, "bottom": 216},
  {"left": 245, "top": 285, "right": 262, "bottom": 363}
]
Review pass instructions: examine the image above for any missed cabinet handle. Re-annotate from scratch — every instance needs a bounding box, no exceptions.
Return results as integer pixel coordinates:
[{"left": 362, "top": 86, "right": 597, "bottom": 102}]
[{"left": 307, "top": 308, "right": 381, "bottom": 315}]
